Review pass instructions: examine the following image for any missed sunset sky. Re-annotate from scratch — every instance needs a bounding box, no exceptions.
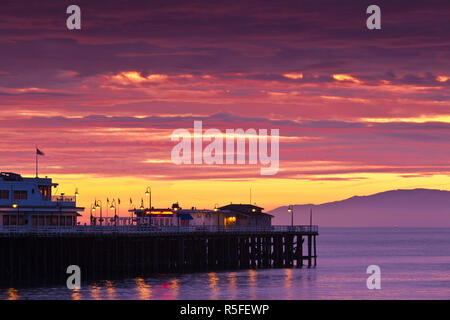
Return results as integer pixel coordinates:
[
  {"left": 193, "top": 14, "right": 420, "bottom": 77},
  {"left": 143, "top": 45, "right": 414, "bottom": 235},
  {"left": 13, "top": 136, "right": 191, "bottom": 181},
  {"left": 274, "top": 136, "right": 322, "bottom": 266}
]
[{"left": 0, "top": 0, "right": 449, "bottom": 222}]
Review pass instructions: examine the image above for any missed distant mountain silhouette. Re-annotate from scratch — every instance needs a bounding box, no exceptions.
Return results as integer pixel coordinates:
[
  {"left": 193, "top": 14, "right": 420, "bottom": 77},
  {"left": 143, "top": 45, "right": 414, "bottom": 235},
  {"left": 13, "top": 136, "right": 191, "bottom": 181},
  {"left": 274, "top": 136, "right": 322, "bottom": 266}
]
[{"left": 268, "top": 189, "right": 450, "bottom": 227}]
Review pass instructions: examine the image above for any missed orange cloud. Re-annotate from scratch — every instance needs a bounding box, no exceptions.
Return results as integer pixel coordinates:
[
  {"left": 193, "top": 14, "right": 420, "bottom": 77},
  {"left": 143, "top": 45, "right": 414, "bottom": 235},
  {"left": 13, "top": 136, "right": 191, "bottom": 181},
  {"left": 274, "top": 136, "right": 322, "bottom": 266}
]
[
  {"left": 283, "top": 73, "right": 303, "bottom": 80},
  {"left": 332, "top": 74, "right": 361, "bottom": 84},
  {"left": 111, "top": 71, "right": 169, "bottom": 84},
  {"left": 436, "top": 75, "right": 449, "bottom": 83}
]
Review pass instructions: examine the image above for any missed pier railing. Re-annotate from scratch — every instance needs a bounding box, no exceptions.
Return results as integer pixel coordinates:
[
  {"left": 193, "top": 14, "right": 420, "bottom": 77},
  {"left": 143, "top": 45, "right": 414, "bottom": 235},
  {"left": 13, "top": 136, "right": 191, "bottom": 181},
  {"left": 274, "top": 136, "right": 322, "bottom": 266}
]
[
  {"left": 51, "top": 195, "right": 76, "bottom": 203},
  {"left": 0, "top": 225, "right": 318, "bottom": 235}
]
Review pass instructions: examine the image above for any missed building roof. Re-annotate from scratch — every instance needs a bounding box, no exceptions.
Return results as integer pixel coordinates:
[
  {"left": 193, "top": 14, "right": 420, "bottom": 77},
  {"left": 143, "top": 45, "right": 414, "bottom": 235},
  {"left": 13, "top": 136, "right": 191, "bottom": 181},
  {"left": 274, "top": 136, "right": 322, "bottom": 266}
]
[
  {"left": 218, "top": 204, "right": 273, "bottom": 218},
  {"left": 219, "top": 204, "right": 263, "bottom": 211},
  {"left": 0, "top": 172, "right": 23, "bottom": 181}
]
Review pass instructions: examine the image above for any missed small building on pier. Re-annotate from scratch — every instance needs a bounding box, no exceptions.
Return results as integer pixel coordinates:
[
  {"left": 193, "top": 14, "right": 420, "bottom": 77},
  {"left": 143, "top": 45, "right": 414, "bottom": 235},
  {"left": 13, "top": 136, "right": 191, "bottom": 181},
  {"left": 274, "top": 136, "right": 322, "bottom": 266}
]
[
  {"left": 128, "top": 203, "right": 221, "bottom": 227},
  {"left": 219, "top": 204, "right": 273, "bottom": 227},
  {"left": 127, "top": 203, "right": 272, "bottom": 227}
]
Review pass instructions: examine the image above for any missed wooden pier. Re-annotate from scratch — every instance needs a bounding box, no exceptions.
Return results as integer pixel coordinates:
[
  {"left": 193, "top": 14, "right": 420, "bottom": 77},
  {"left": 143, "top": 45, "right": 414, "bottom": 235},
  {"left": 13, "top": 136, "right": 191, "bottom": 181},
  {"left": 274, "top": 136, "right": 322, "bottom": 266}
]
[{"left": 0, "top": 226, "right": 318, "bottom": 287}]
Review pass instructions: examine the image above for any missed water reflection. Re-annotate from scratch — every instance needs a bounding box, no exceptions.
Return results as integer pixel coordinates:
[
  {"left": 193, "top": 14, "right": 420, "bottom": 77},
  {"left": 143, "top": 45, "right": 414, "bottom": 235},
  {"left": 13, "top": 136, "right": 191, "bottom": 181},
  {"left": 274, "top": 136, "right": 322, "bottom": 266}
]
[
  {"left": 158, "top": 277, "right": 179, "bottom": 300},
  {"left": 105, "top": 280, "right": 116, "bottom": 300},
  {"left": 227, "top": 272, "right": 237, "bottom": 299},
  {"left": 89, "top": 284, "right": 101, "bottom": 300},
  {"left": 71, "top": 288, "right": 82, "bottom": 300},
  {"left": 135, "top": 278, "right": 152, "bottom": 300},
  {"left": 7, "top": 288, "right": 19, "bottom": 300},
  {"left": 208, "top": 272, "right": 219, "bottom": 299},
  {"left": 248, "top": 269, "right": 257, "bottom": 299},
  {"left": 284, "top": 269, "right": 293, "bottom": 299},
  {"left": 169, "top": 279, "right": 179, "bottom": 300}
]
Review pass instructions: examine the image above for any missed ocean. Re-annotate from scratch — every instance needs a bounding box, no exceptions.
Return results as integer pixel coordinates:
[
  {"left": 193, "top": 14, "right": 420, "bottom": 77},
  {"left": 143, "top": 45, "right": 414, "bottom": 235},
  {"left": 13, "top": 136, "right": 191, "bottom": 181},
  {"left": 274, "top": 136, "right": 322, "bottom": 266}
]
[{"left": 1, "top": 228, "right": 449, "bottom": 300}]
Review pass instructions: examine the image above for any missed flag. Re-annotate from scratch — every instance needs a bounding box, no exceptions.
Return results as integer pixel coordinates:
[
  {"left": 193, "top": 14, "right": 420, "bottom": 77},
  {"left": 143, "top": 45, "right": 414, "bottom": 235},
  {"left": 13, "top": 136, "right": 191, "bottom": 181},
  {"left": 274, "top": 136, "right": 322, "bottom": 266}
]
[
  {"left": 36, "top": 148, "right": 45, "bottom": 156},
  {"left": 118, "top": 198, "right": 121, "bottom": 205},
  {"left": 130, "top": 198, "right": 132, "bottom": 204}
]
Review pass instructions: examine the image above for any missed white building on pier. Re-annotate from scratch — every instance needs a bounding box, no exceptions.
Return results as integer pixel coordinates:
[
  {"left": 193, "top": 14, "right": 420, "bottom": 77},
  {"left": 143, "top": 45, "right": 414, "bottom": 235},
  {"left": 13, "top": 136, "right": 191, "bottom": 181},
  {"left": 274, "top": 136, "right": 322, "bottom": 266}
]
[{"left": 0, "top": 172, "right": 83, "bottom": 229}]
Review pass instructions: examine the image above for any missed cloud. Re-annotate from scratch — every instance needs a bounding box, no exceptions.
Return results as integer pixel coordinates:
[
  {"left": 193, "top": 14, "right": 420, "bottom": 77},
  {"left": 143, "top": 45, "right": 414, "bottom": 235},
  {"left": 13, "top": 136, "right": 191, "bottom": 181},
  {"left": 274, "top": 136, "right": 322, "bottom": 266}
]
[{"left": 0, "top": 0, "right": 448, "bottom": 185}]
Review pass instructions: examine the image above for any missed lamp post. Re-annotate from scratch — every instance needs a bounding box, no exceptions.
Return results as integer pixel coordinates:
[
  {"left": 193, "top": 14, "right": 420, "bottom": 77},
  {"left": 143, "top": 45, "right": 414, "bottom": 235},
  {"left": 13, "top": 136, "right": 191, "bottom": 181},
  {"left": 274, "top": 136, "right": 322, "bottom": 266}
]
[
  {"left": 117, "top": 198, "right": 121, "bottom": 226},
  {"left": 214, "top": 203, "right": 219, "bottom": 227},
  {"left": 288, "top": 205, "right": 294, "bottom": 227},
  {"left": 96, "top": 200, "right": 103, "bottom": 226},
  {"left": 145, "top": 187, "right": 151, "bottom": 210},
  {"left": 139, "top": 199, "right": 144, "bottom": 225},
  {"left": 110, "top": 199, "right": 117, "bottom": 226},
  {"left": 90, "top": 204, "right": 95, "bottom": 225},
  {"left": 12, "top": 203, "right": 18, "bottom": 227}
]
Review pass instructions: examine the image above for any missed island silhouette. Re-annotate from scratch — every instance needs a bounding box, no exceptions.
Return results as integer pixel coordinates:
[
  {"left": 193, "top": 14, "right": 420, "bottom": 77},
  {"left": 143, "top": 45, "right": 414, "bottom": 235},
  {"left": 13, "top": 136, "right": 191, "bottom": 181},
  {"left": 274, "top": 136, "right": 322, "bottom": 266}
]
[{"left": 270, "top": 189, "right": 450, "bottom": 227}]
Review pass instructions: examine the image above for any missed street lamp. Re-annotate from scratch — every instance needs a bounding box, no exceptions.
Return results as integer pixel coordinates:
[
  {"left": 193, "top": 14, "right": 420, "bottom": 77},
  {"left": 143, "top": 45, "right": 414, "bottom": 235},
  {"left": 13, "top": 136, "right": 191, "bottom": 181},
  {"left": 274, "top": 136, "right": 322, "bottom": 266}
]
[
  {"left": 145, "top": 187, "right": 151, "bottom": 209},
  {"left": 110, "top": 199, "right": 117, "bottom": 226},
  {"left": 96, "top": 200, "right": 103, "bottom": 226},
  {"left": 90, "top": 204, "right": 96, "bottom": 225},
  {"left": 214, "top": 203, "right": 220, "bottom": 226},
  {"left": 288, "top": 205, "right": 294, "bottom": 227},
  {"left": 12, "top": 204, "right": 18, "bottom": 226}
]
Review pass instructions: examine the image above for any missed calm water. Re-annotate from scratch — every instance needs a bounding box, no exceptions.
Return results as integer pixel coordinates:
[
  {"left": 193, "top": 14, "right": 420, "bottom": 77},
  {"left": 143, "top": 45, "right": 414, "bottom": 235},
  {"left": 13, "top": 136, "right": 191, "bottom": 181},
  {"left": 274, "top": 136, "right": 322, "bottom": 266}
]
[{"left": 1, "top": 228, "right": 449, "bottom": 300}]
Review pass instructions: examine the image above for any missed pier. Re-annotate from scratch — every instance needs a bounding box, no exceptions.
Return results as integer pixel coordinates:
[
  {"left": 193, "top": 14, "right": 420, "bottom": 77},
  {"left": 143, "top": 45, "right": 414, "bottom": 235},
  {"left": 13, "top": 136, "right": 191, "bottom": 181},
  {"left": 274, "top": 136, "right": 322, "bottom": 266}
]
[{"left": 0, "top": 225, "right": 318, "bottom": 287}]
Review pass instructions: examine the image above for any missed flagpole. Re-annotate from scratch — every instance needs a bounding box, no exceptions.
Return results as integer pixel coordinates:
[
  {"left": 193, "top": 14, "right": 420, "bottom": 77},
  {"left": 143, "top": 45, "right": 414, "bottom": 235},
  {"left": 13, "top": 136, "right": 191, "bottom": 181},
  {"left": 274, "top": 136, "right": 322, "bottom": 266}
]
[{"left": 36, "top": 149, "right": 38, "bottom": 178}]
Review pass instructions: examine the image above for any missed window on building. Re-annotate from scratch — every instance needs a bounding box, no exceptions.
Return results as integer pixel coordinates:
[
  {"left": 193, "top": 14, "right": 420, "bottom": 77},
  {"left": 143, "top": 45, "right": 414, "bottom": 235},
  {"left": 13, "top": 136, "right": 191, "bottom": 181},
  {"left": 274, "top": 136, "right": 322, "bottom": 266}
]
[
  {"left": 0, "top": 190, "right": 9, "bottom": 199},
  {"left": 13, "top": 190, "right": 27, "bottom": 200},
  {"left": 3, "top": 215, "right": 9, "bottom": 225},
  {"left": 224, "top": 216, "right": 237, "bottom": 226},
  {"left": 38, "top": 186, "right": 51, "bottom": 201}
]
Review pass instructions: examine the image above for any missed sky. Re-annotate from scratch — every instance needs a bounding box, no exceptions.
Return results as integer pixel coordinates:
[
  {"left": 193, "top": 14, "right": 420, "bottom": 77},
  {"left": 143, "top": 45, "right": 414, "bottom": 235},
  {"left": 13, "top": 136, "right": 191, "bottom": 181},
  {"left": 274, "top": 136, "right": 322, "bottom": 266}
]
[{"left": 0, "top": 0, "right": 449, "bottom": 223}]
